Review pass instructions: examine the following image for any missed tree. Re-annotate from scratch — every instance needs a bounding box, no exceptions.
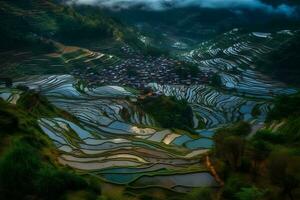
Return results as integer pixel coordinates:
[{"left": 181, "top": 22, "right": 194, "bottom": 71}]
[
  {"left": 138, "top": 95, "right": 194, "bottom": 130},
  {"left": 222, "top": 175, "right": 249, "bottom": 200},
  {"left": 248, "top": 140, "right": 271, "bottom": 180},
  {"left": 213, "top": 125, "right": 247, "bottom": 170},
  {"left": 231, "top": 121, "right": 251, "bottom": 136},
  {"left": 223, "top": 136, "right": 246, "bottom": 170},
  {"left": 210, "top": 74, "right": 222, "bottom": 87},
  {"left": 268, "top": 150, "right": 300, "bottom": 200},
  {"left": 267, "top": 93, "right": 300, "bottom": 121}
]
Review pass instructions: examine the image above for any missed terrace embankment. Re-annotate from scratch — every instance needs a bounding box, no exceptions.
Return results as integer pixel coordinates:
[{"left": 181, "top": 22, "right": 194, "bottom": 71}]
[{"left": 0, "top": 75, "right": 218, "bottom": 192}]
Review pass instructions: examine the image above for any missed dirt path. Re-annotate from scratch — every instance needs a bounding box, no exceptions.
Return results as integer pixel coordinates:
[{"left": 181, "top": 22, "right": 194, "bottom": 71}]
[{"left": 205, "top": 155, "right": 224, "bottom": 186}]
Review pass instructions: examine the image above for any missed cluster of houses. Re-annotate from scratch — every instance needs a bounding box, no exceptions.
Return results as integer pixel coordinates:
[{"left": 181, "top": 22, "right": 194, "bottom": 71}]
[{"left": 72, "top": 46, "right": 214, "bottom": 89}]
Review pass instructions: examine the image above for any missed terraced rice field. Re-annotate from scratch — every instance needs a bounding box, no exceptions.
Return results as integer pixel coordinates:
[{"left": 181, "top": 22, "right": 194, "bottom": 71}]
[
  {"left": 145, "top": 29, "right": 297, "bottom": 128},
  {"left": 147, "top": 83, "right": 274, "bottom": 128},
  {"left": 0, "top": 30, "right": 296, "bottom": 192},
  {"left": 180, "top": 29, "right": 297, "bottom": 99},
  {"left": 0, "top": 75, "right": 217, "bottom": 192},
  {"left": 0, "top": 88, "right": 21, "bottom": 104},
  {"left": 16, "top": 44, "right": 122, "bottom": 75}
]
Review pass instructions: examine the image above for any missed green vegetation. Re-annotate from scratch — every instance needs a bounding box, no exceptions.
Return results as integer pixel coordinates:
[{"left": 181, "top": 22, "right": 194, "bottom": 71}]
[
  {"left": 137, "top": 95, "right": 194, "bottom": 130},
  {"left": 210, "top": 74, "right": 223, "bottom": 88},
  {"left": 0, "top": 1, "right": 299, "bottom": 199},
  {"left": 175, "top": 62, "right": 201, "bottom": 78},
  {"left": 235, "top": 186, "right": 265, "bottom": 200},
  {"left": 266, "top": 93, "right": 300, "bottom": 144},
  {"left": 186, "top": 187, "right": 214, "bottom": 200},
  {"left": 213, "top": 121, "right": 251, "bottom": 170},
  {"left": 267, "top": 93, "right": 300, "bottom": 121},
  {"left": 143, "top": 45, "right": 170, "bottom": 57},
  {"left": 211, "top": 93, "right": 300, "bottom": 200},
  {"left": 0, "top": 138, "right": 93, "bottom": 200},
  {"left": 0, "top": 0, "right": 137, "bottom": 51},
  {"left": 256, "top": 33, "right": 300, "bottom": 86},
  {"left": 0, "top": 94, "right": 100, "bottom": 200},
  {"left": 1, "top": 91, "right": 201, "bottom": 200}
]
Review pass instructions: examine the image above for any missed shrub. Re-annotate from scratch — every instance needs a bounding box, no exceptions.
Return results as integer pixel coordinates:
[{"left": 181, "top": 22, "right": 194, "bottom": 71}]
[
  {"left": 186, "top": 187, "right": 213, "bottom": 200},
  {"left": 267, "top": 93, "right": 300, "bottom": 121},
  {"left": 210, "top": 74, "right": 222, "bottom": 87},
  {"left": 35, "top": 166, "right": 88, "bottom": 199},
  {"left": 222, "top": 175, "right": 249, "bottom": 200},
  {"left": 215, "top": 121, "right": 251, "bottom": 138},
  {"left": 0, "top": 110, "right": 19, "bottom": 134},
  {"left": 231, "top": 121, "right": 251, "bottom": 136},
  {"left": 0, "top": 138, "right": 90, "bottom": 200},
  {"left": 253, "top": 130, "right": 285, "bottom": 144},
  {"left": 0, "top": 142, "right": 41, "bottom": 199},
  {"left": 87, "top": 177, "right": 102, "bottom": 195},
  {"left": 268, "top": 150, "right": 300, "bottom": 199},
  {"left": 213, "top": 122, "right": 250, "bottom": 170},
  {"left": 235, "top": 186, "right": 265, "bottom": 200}
]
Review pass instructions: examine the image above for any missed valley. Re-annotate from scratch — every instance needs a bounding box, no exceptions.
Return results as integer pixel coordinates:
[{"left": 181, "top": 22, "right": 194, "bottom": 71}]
[
  {"left": 0, "top": 1, "right": 300, "bottom": 200},
  {"left": 0, "top": 28, "right": 297, "bottom": 193}
]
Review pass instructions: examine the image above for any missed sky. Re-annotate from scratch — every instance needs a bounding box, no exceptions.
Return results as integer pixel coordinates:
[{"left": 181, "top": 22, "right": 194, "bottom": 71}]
[{"left": 66, "top": 0, "right": 298, "bottom": 16}]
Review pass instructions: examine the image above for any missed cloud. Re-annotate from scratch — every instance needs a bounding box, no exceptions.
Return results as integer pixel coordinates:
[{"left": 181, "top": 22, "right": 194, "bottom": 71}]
[{"left": 66, "top": 0, "right": 298, "bottom": 16}]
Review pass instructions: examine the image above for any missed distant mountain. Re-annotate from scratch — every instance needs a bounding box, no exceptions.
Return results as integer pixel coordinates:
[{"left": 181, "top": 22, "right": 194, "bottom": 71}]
[{"left": 104, "top": 6, "right": 300, "bottom": 42}]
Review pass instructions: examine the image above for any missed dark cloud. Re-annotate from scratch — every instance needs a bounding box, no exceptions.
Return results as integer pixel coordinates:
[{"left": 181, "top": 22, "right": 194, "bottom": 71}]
[{"left": 66, "top": 0, "right": 298, "bottom": 16}]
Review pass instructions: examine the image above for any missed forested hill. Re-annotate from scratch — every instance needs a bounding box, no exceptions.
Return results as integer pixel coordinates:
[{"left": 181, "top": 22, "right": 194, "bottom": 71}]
[
  {"left": 256, "top": 33, "right": 300, "bottom": 87},
  {"left": 0, "top": 0, "right": 138, "bottom": 51}
]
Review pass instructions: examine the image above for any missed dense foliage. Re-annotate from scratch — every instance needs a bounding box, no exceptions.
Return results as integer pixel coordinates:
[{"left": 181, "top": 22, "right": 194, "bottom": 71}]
[
  {"left": 143, "top": 45, "right": 170, "bottom": 57},
  {"left": 138, "top": 95, "right": 194, "bottom": 130},
  {"left": 0, "top": 0, "right": 131, "bottom": 51},
  {"left": 0, "top": 139, "right": 92, "bottom": 200},
  {"left": 267, "top": 92, "right": 300, "bottom": 121},
  {"left": 212, "top": 93, "right": 300, "bottom": 200},
  {"left": 0, "top": 97, "right": 100, "bottom": 200},
  {"left": 257, "top": 34, "right": 300, "bottom": 86},
  {"left": 266, "top": 93, "right": 300, "bottom": 144},
  {"left": 175, "top": 62, "right": 201, "bottom": 78}
]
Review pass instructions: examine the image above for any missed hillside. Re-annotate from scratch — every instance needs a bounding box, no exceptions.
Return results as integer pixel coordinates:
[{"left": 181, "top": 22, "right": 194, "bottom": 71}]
[
  {"left": 256, "top": 34, "right": 300, "bottom": 86},
  {"left": 105, "top": 6, "right": 300, "bottom": 52},
  {"left": 0, "top": 0, "right": 138, "bottom": 51},
  {"left": 0, "top": 0, "right": 147, "bottom": 79},
  {"left": 266, "top": 92, "right": 300, "bottom": 142},
  {"left": 210, "top": 93, "right": 300, "bottom": 200},
  {"left": 0, "top": 74, "right": 220, "bottom": 200},
  {"left": 0, "top": 92, "right": 102, "bottom": 200},
  {"left": 0, "top": 1, "right": 299, "bottom": 200}
]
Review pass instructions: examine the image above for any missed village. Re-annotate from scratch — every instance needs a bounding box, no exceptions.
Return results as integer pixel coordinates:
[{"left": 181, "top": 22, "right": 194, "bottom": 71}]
[{"left": 71, "top": 45, "right": 214, "bottom": 89}]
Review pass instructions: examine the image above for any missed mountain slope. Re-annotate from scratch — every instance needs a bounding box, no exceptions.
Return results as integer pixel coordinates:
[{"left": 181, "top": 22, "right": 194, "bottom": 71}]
[
  {"left": 256, "top": 33, "right": 300, "bottom": 86},
  {"left": 0, "top": 92, "right": 102, "bottom": 200},
  {"left": 0, "top": 0, "right": 138, "bottom": 51}
]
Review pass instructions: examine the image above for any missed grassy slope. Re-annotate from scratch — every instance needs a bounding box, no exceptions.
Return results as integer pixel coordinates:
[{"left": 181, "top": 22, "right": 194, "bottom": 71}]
[{"left": 0, "top": 93, "right": 102, "bottom": 200}]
